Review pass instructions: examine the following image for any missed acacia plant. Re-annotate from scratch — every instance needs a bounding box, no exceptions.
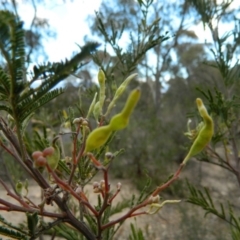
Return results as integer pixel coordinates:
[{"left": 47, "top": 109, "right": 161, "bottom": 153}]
[{"left": 0, "top": 7, "right": 214, "bottom": 240}]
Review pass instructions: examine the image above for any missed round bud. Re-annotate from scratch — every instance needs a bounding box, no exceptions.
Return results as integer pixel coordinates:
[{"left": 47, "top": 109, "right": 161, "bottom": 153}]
[
  {"left": 93, "top": 181, "right": 100, "bottom": 189},
  {"left": 75, "top": 186, "right": 82, "bottom": 194},
  {"left": 148, "top": 195, "right": 160, "bottom": 204},
  {"left": 82, "top": 120, "right": 88, "bottom": 126},
  {"left": 43, "top": 147, "right": 55, "bottom": 157},
  {"left": 32, "top": 151, "right": 43, "bottom": 160},
  {"left": 105, "top": 152, "right": 114, "bottom": 160},
  {"left": 116, "top": 182, "right": 122, "bottom": 190},
  {"left": 93, "top": 182, "right": 101, "bottom": 193},
  {"left": 100, "top": 180, "right": 105, "bottom": 190},
  {"left": 35, "top": 156, "right": 47, "bottom": 167},
  {"left": 73, "top": 118, "right": 81, "bottom": 124}
]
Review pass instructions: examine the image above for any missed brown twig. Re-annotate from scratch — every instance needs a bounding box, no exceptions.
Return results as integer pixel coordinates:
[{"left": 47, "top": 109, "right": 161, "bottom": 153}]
[
  {"left": 46, "top": 164, "right": 98, "bottom": 216},
  {"left": 0, "top": 198, "right": 65, "bottom": 218}
]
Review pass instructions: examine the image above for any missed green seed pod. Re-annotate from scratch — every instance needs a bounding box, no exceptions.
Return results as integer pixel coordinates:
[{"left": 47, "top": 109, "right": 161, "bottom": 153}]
[
  {"left": 183, "top": 98, "right": 214, "bottom": 165},
  {"left": 105, "top": 73, "right": 138, "bottom": 117},
  {"left": 109, "top": 88, "right": 141, "bottom": 130},
  {"left": 93, "top": 101, "right": 101, "bottom": 122},
  {"left": 85, "top": 88, "right": 141, "bottom": 153},
  {"left": 98, "top": 69, "right": 106, "bottom": 113},
  {"left": 84, "top": 125, "right": 112, "bottom": 153},
  {"left": 86, "top": 92, "right": 98, "bottom": 119},
  {"left": 98, "top": 69, "right": 105, "bottom": 85}
]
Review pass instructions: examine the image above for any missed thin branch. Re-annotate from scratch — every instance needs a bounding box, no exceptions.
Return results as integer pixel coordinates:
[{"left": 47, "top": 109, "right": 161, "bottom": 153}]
[
  {"left": 0, "top": 198, "right": 65, "bottom": 218},
  {"left": 0, "top": 178, "right": 31, "bottom": 208}
]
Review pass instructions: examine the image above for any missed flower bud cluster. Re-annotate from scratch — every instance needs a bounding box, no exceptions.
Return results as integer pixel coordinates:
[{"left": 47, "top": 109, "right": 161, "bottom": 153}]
[
  {"left": 73, "top": 117, "right": 88, "bottom": 126},
  {"left": 32, "top": 146, "right": 55, "bottom": 168},
  {"left": 92, "top": 180, "right": 109, "bottom": 193},
  {"left": 148, "top": 195, "right": 160, "bottom": 204}
]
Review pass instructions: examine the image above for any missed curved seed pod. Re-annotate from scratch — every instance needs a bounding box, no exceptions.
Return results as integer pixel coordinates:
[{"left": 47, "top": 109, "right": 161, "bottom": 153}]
[
  {"left": 109, "top": 88, "right": 141, "bottom": 131},
  {"left": 84, "top": 125, "right": 112, "bottom": 153},
  {"left": 105, "top": 73, "right": 138, "bottom": 117},
  {"left": 183, "top": 98, "right": 214, "bottom": 165},
  {"left": 85, "top": 88, "right": 141, "bottom": 153}
]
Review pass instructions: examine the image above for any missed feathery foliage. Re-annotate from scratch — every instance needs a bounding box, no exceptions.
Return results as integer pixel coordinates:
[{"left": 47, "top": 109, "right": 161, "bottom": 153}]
[
  {"left": 187, "top": 181, "right": 240, "bottom": 234},
  {"left": 0, "top": 10, "right": 99, "bottom": 129}
]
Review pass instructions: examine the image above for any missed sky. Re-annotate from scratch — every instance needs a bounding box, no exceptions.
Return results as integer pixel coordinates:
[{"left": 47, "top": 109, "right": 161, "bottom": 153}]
[
  {"left": 7, "top": 0, "right": 240, "bottom": 77},
  {"left": 17, "top": 0, "right": 102, "bottom": 62}
]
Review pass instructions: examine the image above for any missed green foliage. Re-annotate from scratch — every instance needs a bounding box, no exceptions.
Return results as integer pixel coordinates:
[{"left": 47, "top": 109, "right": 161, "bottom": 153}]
[
  {"left": 187, "top": 181, "right": 240, "bottom": 235},
  {"left": 93, "top": 0, "right": 170, "bottom": 80},
  {"left": 0, "top": 215, "right": 28, "bottom": 239},
  {"left": 26, "top": 212, "right": 38, "bottom": 236},
  {"left": 0, "top": 10, "right": 99, "bottom": 129},
  {"left": 43, "top": 222, "right": 82, "bottom": 240},
  {"left": 129, "top": 223, "right": 145, "bottom": 240}
]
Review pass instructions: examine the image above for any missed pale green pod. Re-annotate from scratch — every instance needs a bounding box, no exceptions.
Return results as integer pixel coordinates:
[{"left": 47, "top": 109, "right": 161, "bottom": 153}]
[
  {"left": 85, "top": 88, "right": 141, "bottom": 152},
  {"left": 105, "top": 86, "right": 124, "bottom": 117},
  {"left": 109, "top": 88, "right": 141, "bottom": 131},
  {"left": 98, "top": 69, "right": 106, "bottom": 113},
  {"left": 86, "top": 92, "right": 98, "bottom": 119},
  {"left": 84, "top": 125, "right": 112, "bottom": 153},
  {"left": 104, "top": 73, "right": 138, "bottom": 117},
  {"left": 183, "top": 98, "right": 214, "bottom": 165},
  {"left": 98, "top": 69, "right": 105, "bottom": 84},
  {"left": 120, "top": 73, "right": 138, "bottom": 88},
  {"left": 93, "top": 101, "right": 101, "bottom": 122}
]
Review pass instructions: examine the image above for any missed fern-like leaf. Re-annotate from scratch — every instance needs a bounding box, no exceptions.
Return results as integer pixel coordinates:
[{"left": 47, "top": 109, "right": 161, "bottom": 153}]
[
  {"left": 17, "top": 88, "right": 63, "bottom": 122},
  {"left": 0, "top": 67, "right": 11, "bottom": 96},
  {"left": 187, "top": 181, "right": 240, "bottom": 233},
  {"left": 0, "top": 225, "right": 28, "bottom": 240}
]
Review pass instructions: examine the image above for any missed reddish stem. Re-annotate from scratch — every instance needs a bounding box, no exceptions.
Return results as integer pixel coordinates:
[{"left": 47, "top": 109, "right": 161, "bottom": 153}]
[
  {"left": 108, "top": 189, "right": 120, "bottom": 204},
  {"left": 46, "top": 164, "right": 98, "bottom": 216},
  {"left": 102, "top": 163, "right": 185, "bottom": 231},
  {"left": 69, "top": 125, "right": 86, "bottom": 185},
  {"left": 0, "top": 178, "right": 30, "bottom": 208},
  {"left": 151, "top": 163, "right": 184, "bottom": 197},
  {"left": 0, "top": 198, "right": 65, "bottom": 218},
  {"left": 24, "top": 196, "right": 39, "bottom": 209}
]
